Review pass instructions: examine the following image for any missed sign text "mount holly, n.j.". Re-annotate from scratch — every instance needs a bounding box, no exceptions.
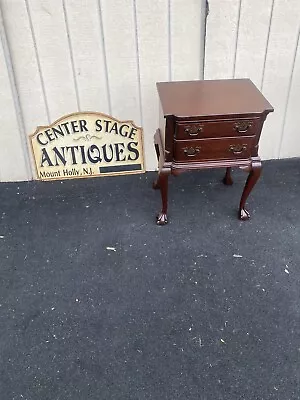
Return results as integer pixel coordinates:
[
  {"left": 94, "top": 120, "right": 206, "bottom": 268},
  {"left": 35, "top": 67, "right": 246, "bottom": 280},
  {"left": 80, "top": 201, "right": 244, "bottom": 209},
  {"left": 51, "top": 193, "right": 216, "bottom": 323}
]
[{"left": 30, "top": 112, "right": 145, "bottom": 181}]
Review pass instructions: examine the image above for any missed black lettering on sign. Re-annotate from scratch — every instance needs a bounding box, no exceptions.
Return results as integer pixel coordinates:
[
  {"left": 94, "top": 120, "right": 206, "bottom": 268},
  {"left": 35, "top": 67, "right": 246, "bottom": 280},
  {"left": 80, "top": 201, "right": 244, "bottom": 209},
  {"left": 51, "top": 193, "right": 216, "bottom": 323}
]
[
  {"left": 45, "top": 129, "right": 55, "bottom": 142},
  {"left": 40, "top": 148, "right": 53, "bottom": 167},
  {"left": 32, "top": 113, "right": 144, "bottom": 179},
  {"left": 53, "top": 146, "right": 67, "bottom": 166},
  {"left": 103, "top": 120, "right": 110, "bottom": 132},
  {"left": 119, "top": 124, "right": 129, "bottom": 137},
  {"left": 87, "top": 145, "right": 102, "bottom": 163},
  {"left": 128, "top": 127, "right": 137, "bottom": 140},
  {"left": 109, "top": 122, "right": 118, "bottom": 135},
  {"left": 52, "top": 125, "right": 65, "bottom": 139},
  {"left": 95, "top": 119, "right": 102, "bottom": 132},
  {"left": 66, "top": 146, "right": 79, "bottom": 164},
  {"left": 127, "top": 141, "right": 139, "bottom": 161},
  {"left": 83, "top": 167, "right": 93, "bottom": 175},
  {"left": 37, "top": 133, "right": 48, "bottom": 146},
  {"left": 61, "top": 122, "right": 71, "bottom": 134},
  {"left": 79, "top": 145, "right": 87, "bottom": 164},
  {"left": 102, "top": 144, "right": 114, "bottom": 162},
  {"left": 79, "top": 119, "right": 88, "bottom": 132},
  {"left": 114, "top": 143, "right": 126, "bottom": 162},
  {"left": 71, "top": 120, "right": 80, "bottom": 133}
]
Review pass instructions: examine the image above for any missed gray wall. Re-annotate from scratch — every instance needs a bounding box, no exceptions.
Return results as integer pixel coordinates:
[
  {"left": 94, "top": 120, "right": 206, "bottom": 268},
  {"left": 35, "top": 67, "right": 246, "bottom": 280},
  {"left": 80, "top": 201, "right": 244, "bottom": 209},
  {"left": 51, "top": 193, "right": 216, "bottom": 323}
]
[
  {"left": 0, "top": 0, "right": 206, "bottom": 181},
  {"left": 205, "top": 0, "right": 300, "bottom": 160}
]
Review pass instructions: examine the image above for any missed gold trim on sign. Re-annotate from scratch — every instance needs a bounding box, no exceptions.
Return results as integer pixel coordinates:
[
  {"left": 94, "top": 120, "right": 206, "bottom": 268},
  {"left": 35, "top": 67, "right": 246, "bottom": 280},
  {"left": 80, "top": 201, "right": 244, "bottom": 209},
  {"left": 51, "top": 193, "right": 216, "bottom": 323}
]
[{"left": 29, "top": 111, "right": 145, "bottom": 181}]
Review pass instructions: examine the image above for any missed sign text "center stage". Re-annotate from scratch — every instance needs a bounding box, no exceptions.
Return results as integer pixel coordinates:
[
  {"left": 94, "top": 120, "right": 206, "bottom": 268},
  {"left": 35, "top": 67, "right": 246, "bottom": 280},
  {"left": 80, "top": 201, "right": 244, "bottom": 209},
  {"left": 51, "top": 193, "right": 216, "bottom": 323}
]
[{"left": 36, "top": 118, "right": 137, "bottom": 146}]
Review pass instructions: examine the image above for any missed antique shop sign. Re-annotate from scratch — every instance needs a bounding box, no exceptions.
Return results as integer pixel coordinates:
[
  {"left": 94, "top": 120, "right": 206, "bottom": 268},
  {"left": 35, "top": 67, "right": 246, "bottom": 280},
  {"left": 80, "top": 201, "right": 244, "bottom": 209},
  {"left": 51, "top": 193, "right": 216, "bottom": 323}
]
[{"left": 30, "top": 112, "right": 145, "bottom": 181}]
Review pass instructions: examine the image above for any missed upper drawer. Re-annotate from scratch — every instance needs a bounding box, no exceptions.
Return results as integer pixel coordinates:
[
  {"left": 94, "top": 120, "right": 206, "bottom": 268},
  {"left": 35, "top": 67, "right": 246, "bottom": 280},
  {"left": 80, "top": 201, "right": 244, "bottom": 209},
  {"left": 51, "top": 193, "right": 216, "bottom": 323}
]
[{"left": 175, "top": 118, "right": 260, "bottom": 139}]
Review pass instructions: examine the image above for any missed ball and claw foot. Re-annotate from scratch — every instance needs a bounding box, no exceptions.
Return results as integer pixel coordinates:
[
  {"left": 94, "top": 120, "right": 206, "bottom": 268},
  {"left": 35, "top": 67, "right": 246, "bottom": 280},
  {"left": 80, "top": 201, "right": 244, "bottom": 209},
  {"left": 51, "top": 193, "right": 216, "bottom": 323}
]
[
  {"left": 156, "top": 212, "right": 168, "bottom": 225},
  {"left": 239, "top": 208, "right": 250, "bottom": 220},
  {"left": 153, "top": 180, "right": 160, "bottom": 190}
]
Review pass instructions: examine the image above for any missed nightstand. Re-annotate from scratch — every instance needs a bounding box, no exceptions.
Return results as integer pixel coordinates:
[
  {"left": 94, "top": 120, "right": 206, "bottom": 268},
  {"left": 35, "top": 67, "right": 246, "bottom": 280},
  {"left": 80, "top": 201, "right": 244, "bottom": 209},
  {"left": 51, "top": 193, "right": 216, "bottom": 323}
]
[{"left": 153, "top": 79, "right": 274, "bottom": 225}]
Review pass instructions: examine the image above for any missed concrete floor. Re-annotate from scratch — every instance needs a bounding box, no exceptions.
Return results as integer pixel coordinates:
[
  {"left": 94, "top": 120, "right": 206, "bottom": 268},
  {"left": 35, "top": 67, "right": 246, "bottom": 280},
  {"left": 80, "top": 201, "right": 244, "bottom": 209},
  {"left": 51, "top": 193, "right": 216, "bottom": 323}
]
[{"left": 0, "top": 159, "right": 300, "bottom": 399}]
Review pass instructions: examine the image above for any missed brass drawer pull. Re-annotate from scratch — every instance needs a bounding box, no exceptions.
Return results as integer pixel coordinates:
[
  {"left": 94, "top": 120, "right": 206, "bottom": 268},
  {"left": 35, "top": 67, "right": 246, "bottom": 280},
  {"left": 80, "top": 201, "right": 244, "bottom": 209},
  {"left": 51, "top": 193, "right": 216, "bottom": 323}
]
[
  {"left": 229, "top": 144, "right": 247, "bottom": 155},
  {"left": 234, "top": 121, "right": 253, "bottom": 134},
  {"left": 183, "top": 146, "right": 201, "bottom": 156},
  {"left": 184, "top": 125, "right": 203, "bottom": 136}
]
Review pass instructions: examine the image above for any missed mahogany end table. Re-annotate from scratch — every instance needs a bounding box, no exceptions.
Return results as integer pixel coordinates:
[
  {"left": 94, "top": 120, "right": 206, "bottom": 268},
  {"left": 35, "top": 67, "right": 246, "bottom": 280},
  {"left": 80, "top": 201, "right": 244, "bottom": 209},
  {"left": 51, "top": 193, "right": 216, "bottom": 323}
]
[{"left": 153, "top": 79, "right": 274, "bottom": 225}]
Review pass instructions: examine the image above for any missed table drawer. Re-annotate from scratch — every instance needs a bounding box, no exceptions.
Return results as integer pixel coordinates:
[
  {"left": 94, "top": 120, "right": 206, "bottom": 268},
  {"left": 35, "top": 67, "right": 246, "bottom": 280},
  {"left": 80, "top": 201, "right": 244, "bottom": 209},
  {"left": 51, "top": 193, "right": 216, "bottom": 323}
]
[
  {"left": 174, "top": 137, "right": 255, "bottom": 162},
  {"left": 175, "top": 119, "right": 259, "bottom": 139}
]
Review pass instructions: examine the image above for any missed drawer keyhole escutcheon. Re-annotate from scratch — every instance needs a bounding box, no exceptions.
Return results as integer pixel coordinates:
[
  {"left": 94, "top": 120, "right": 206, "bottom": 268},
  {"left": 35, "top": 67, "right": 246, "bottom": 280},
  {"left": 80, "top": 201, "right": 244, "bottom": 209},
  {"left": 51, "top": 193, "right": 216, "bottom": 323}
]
[
  {"left": 229, "top": 144, "right": 247, "bottom": 155},
  {"left": 234, "top": 121, "right": 253, "bottom": 134},
  {"left": 184, "top": 125, "right": 203, "bottom": 136},
  {"left": 183, "top": 146, "right": 201, "bottom": 156}
]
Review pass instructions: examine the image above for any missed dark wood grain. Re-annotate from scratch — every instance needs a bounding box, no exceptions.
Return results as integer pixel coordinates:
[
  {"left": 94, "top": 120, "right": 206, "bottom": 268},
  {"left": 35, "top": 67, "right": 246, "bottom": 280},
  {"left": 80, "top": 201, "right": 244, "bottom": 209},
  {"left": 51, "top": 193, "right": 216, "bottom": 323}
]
[
  {"left": 153, "top": 79, "right": 274, "bottom": 224},
  {"left": 173, "top": 137, "right": 255, "bottom": 162},
  {"left": 223, "top": 167, "right": 233, "bottom": 185},
  {"left": 175, "top": 118, "right": 260, "bottom": 140},
  {"left": 239, "top": 159, "right": 262, "bottom": 220},
  {"left": 157, "top": 79, "right": 274, "bottom": 117}
]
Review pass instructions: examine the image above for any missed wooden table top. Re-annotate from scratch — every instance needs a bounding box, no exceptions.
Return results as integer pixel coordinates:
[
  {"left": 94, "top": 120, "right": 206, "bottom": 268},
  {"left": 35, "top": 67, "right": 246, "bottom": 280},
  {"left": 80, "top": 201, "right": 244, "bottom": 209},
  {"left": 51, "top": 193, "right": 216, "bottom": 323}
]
[{"left": 156, "top": 79, "right": 274, "bottom": 118}]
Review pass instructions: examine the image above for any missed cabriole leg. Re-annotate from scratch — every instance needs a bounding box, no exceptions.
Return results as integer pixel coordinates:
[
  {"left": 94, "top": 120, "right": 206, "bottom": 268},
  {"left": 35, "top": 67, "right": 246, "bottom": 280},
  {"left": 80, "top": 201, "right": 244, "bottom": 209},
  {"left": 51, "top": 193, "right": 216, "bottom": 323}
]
[
  {"left": 239, "top": 160, "right": 262, "bottom": 220},
  {"left": 156, "top": 171, "right": 170, "bottom": 225},
  {"left": 223, "top": 167, "right": 233, "bottom": 185}
]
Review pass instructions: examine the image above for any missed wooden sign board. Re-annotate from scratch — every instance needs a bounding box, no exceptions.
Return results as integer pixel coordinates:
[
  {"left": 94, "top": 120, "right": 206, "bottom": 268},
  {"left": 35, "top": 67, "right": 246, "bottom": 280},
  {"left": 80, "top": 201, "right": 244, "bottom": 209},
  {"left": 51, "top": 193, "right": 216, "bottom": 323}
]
[{"left": 30, "top": 112, "right": 145, "bottom": 181}]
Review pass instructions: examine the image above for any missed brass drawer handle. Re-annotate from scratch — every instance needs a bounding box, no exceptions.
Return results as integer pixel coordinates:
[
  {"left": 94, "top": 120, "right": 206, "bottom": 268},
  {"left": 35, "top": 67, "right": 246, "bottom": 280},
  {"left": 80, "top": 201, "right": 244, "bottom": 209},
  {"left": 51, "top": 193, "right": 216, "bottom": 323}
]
[
  {"left": 234, "top": 121, "right": 253, "bottom": 134},
  {"left": 183, "top": 146, "right": 201, "bottom": 156},
  {"left": 184, "top": 125, "right": 203, "bottom": 136},
  {"left": 229, "top": 144, "right": 247, "bottom": 155}
]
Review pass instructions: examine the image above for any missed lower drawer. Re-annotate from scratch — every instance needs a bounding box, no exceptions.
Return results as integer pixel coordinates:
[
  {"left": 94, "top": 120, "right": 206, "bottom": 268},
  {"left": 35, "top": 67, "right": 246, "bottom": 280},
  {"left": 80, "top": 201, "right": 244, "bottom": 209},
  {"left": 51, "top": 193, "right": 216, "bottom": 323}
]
[{"left": 174, "top": 137, "right": 255, "bottom": 162}]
